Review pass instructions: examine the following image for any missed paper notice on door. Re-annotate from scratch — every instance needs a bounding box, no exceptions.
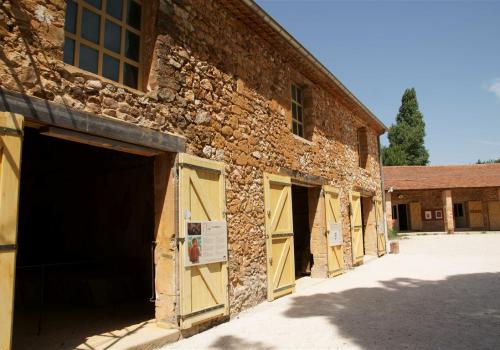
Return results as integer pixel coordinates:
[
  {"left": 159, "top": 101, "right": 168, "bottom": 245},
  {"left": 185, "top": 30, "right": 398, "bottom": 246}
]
[
  {"left": 377, "top": 219, "right": 386, "bottom": 234},
  {"left": 328, "top": 222, "right": 343, "bottom": 246},
  {"left": 186, "top": 221, "right": 228, "bottom": 266}
]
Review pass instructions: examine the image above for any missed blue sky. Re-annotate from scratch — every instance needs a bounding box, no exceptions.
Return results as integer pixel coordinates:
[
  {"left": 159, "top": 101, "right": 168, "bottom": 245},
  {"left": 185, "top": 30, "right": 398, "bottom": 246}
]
[{"left": 255, "top": 0, "right": 500, "bottom": 165}]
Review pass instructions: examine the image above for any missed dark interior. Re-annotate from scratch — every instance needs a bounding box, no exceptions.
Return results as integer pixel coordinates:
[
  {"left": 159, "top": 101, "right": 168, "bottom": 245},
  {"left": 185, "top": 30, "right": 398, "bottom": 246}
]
[
  {"left": 292, "top": 185, "right": 313, "bottom": 277},
  {"left": 360, "top": 198, "right": 366, "bottom": 256},
  {"left": 398, "top": 204, "right": 409, "bottom": 231},
  {"left": 13, "top": 128, "right": 155, "bottom": 350},
  {"left": 454, "top": 202, "right": 467, "bottom": 228}
]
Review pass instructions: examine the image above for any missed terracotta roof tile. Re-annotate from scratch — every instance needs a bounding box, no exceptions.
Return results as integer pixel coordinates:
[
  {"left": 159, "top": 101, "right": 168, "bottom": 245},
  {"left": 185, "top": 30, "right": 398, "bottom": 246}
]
[{"left": 383, "top": 164, "right": 500, "bottom": 190}]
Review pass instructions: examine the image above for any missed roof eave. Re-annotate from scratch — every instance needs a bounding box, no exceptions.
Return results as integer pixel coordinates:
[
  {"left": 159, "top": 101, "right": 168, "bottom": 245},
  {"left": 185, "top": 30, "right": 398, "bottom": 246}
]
[{"left": 239, "top": 0, "right": 388, "bottom": 134}]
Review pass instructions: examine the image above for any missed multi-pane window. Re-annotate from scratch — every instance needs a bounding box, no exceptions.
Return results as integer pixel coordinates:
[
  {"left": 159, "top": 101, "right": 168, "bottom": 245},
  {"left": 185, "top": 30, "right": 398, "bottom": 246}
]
[
  {"left": 63, "top": 0, "right": 143, "bottom": 89},
  {"left": 291, "top": 84, "right": 304, "bottom": 138},
  {"left": 357, "top": 127, "right": 368, "bottom": 168}
]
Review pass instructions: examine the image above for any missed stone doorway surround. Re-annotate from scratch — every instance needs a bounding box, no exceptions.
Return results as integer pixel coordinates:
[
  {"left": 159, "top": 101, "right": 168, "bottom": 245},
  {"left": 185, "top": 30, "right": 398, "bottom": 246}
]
[{"left": 284, "top": 168, "right": 330, "bottom": 279}]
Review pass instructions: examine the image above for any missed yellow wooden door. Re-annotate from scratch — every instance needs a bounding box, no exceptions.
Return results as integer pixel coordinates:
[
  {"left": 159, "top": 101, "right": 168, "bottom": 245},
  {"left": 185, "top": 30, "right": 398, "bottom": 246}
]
[
  {"left": 350, "top": 191, "right": 364, "bottom": 265},
  {"left": 0, "top": 113, "right": 23, "bottom": 350},
  {"left": 468, "top": 201, "right": 484, "bottom": 228},
  {"left": 410, "top": 202, "right": 422, "bottom": 231},
  {"left": 178, "top": 154, "right": 228, "bottom": 329},
  {"left": 488, "top": 201, "right": 500, "bottom": 230},
  {"left": 264, "top": 173, "right": 295, "bottom": 301},
  {"left": 374, "top": 199, "right": 386, "bottom": 256},
  {"left": 323, "top": 186, "right": 344, "bottom": 277}
]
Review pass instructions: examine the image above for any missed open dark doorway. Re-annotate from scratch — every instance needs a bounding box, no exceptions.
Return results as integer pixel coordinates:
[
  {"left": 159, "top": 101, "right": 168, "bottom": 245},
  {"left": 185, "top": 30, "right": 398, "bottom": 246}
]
[
  {"left": 398, "top": 204, "right": 409, "bottom": 231},
  {"left": 360, "top": 199, "right": 367, "bottom": 256},
  {"left": 454, "top": 203, "right": 466, "bottom": 228},
  {"left": 13, "top": 128, "right": 155, "bottom": 350},
  {"left": 292, "top": 185, "right": 313, "bottom": 277}
]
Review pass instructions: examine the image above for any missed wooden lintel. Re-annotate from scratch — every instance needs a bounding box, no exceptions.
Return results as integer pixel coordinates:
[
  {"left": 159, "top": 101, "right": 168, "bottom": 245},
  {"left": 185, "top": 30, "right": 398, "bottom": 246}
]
[
  {"left": 278, "top": 167, "right": 328, "bottom": 186},
  {"left": 355, "top": 188, "right": 375, "bottom": 198},
  {"left": 40, "top": 126, "right": 161, "bottom": 157},
  {"left": 0, "top": 87, "right": 186, "bottom": 153}
]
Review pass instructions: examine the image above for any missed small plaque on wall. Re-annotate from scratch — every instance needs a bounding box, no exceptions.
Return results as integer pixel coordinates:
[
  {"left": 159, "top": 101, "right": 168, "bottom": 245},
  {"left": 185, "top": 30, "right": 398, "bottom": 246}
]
[
  {"left": 435, "top": 210, "right": 443, "bottom": 220},
  {"left": 424, "top": 210, "right": 432, "bottom": 220}
]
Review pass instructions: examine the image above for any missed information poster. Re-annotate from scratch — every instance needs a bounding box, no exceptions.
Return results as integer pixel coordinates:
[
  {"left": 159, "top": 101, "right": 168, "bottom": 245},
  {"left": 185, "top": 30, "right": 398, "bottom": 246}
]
[
  {"left": 328, "top": 222, "right": 343, "bottom": 246},
  {"left": 186, "top": 221, "right": 228, "bottom": 266},
  {"left": 377, "top": 219, "right": 386, "bottom": 234}
]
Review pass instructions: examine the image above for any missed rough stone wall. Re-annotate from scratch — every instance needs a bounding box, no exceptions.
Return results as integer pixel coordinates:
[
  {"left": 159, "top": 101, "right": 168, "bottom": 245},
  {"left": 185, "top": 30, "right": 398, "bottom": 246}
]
[{"left": 0, "top": 0, "right": 384, "bottom": 316}]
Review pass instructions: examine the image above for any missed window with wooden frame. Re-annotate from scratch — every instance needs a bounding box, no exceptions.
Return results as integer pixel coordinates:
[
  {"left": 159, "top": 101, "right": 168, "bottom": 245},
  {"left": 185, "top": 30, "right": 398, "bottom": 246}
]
[
  {"left": 357, "top": 127, "right": 368, "bottom": 168},
  {"left": 291, "top": 83, "right": 305, "bottom": 138},
  {"left": 63, "top": 0, "right": 143, "bottom": 90}
]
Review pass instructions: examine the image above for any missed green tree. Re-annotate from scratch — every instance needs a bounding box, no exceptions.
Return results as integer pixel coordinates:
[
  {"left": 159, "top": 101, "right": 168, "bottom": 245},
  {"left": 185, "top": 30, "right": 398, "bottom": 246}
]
[{"left": 383, "top": 88, "right": 429, "bottom": 166}]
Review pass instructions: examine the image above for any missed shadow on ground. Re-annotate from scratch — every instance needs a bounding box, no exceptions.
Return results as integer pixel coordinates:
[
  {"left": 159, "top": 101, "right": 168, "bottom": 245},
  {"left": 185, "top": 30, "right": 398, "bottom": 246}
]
[
  {"left": 210, "top": 335, "right": 274, "bottom": 350},
  {"left": 283, "top": 273, "right": 500, "bottom": 350}
]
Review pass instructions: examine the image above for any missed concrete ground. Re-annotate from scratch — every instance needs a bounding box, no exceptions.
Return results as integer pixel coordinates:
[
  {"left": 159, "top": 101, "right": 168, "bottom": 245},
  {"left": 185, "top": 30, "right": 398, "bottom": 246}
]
[{"left": 163, "top": 233, "right": 500, "bottom": 350}]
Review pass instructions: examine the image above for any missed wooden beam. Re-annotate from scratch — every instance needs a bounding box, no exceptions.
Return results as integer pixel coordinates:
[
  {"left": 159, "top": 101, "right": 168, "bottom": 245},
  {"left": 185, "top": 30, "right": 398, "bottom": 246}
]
[
  {"left": 40, "top": 126, "right": 161, "bottom": 156},
  {"left": 0, "top": 87, "right": 186, "bottom": 153},
  {"left": 278, "top": 167, "right": 328, "bottom": 186}
]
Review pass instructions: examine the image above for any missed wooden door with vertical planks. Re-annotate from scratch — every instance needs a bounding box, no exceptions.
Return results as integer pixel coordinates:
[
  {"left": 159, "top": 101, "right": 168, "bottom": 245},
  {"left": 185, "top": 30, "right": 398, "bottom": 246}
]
[
  {"left": 264, "top": 173, "right": 295, "bottom": 301},
  {"left": 375, "top": 199, "right": 386, "bottom": 256},
  {"left": 324, "top": 186, "right": 344, "bottom": 277},
  {"left": 178, "top": 154, "right": 228, "bottom": 329},
  {"left": 0, "top": 113, "right": 23, "bottom": 350},
  {"left": 350, "top": 191, "right": 364, "bottom": 265}
]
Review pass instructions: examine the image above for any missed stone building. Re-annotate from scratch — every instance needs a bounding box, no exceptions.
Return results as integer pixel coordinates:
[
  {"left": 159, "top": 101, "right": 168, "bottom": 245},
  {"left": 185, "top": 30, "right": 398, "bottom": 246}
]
[
  {"left": 0, "top": 0, "right": 387, "bottom": 348},
  {"left": 384, "top": 164, "right": 500, "bottom": 234}
]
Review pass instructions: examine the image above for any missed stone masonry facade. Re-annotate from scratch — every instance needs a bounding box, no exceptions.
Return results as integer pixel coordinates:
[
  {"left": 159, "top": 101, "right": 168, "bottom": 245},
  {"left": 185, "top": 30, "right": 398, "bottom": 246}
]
[{"left": 0, "top": 0, "right": 385, "bottom": 319}]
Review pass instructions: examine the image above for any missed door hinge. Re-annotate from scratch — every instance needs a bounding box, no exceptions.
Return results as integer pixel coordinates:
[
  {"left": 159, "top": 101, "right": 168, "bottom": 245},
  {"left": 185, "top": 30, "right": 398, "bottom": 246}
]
[
  {"left": 269, "top": 257, "right": 273, "bottom": 265},
  {"left": 0, "top": 244, "right": 17, "bottom": 252},
  {"left": 0, "top": 127, "right": 22, "bottom": 137}
]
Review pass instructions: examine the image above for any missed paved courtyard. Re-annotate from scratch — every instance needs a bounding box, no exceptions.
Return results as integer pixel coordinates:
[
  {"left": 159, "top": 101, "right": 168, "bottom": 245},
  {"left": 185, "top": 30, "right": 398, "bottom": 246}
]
[{"left": 164, "top": 233, "right": 500, "bottom": 350}]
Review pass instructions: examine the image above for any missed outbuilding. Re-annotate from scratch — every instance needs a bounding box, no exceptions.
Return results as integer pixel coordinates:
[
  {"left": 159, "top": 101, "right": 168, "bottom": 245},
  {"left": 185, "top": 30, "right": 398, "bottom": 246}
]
[
  {"left": 384, "top": 165, "right": 500, "bottom": 233},
  {"left": 0, "top": 0, "right": 387, "bottom": 348}
]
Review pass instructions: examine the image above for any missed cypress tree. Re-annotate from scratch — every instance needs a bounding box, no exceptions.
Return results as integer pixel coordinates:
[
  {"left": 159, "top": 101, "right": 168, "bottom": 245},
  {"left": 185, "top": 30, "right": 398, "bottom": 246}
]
[{"left": 383, "top": 88, "right": 429, "bottom": 166}]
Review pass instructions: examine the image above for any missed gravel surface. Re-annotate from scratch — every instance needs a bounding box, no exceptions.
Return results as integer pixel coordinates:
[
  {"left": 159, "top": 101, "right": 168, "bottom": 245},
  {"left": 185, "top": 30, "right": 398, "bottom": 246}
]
[{"left": 164, "top": 233, "right": 500, "bottom": 350}]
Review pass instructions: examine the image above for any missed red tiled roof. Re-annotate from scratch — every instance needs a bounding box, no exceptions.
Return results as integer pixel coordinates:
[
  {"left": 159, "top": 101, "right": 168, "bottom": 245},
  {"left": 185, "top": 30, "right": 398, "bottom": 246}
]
[{"left": 383, "top": 164, "right": 500, "bottom": 190}]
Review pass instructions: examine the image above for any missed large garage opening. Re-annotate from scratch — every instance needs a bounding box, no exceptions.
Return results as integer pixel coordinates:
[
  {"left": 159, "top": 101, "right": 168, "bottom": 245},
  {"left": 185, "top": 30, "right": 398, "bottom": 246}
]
[
  {"left": 397, "top": 204, "right": 409, "bottom": 231},
  {"left": 292, "top": 185, "right": 313, "bottom": 277},
  {"left": 13, "top": 128, "right": 155, "bottom": 350}
]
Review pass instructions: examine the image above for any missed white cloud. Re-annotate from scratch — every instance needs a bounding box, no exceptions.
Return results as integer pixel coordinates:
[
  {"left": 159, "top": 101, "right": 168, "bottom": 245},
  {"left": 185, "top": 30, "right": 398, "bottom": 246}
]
[
  {"left": 488, "top": 79, "right": 500, "bottom": 101},
  {"left": 471, "top": 139, "right": 500, "bottom": 148}
]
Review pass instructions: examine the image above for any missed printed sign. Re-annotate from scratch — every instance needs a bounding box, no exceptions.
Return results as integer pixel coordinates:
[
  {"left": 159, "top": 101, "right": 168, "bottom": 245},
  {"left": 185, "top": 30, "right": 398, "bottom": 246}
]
[
  {"left": 328, "top": 222, "right": 343, "bottom": 246},
  {"left": 377, "top": 219, "right": 385, "bottom": 234},
  {"left": 435, "top": 210, "right": 443, "bottom": 220},
  {"left": 186, "top": 221, "right": 228, "bottom": 266},
  {"left": 424, "top": 210, "right": 432, "bottom": 220}
]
